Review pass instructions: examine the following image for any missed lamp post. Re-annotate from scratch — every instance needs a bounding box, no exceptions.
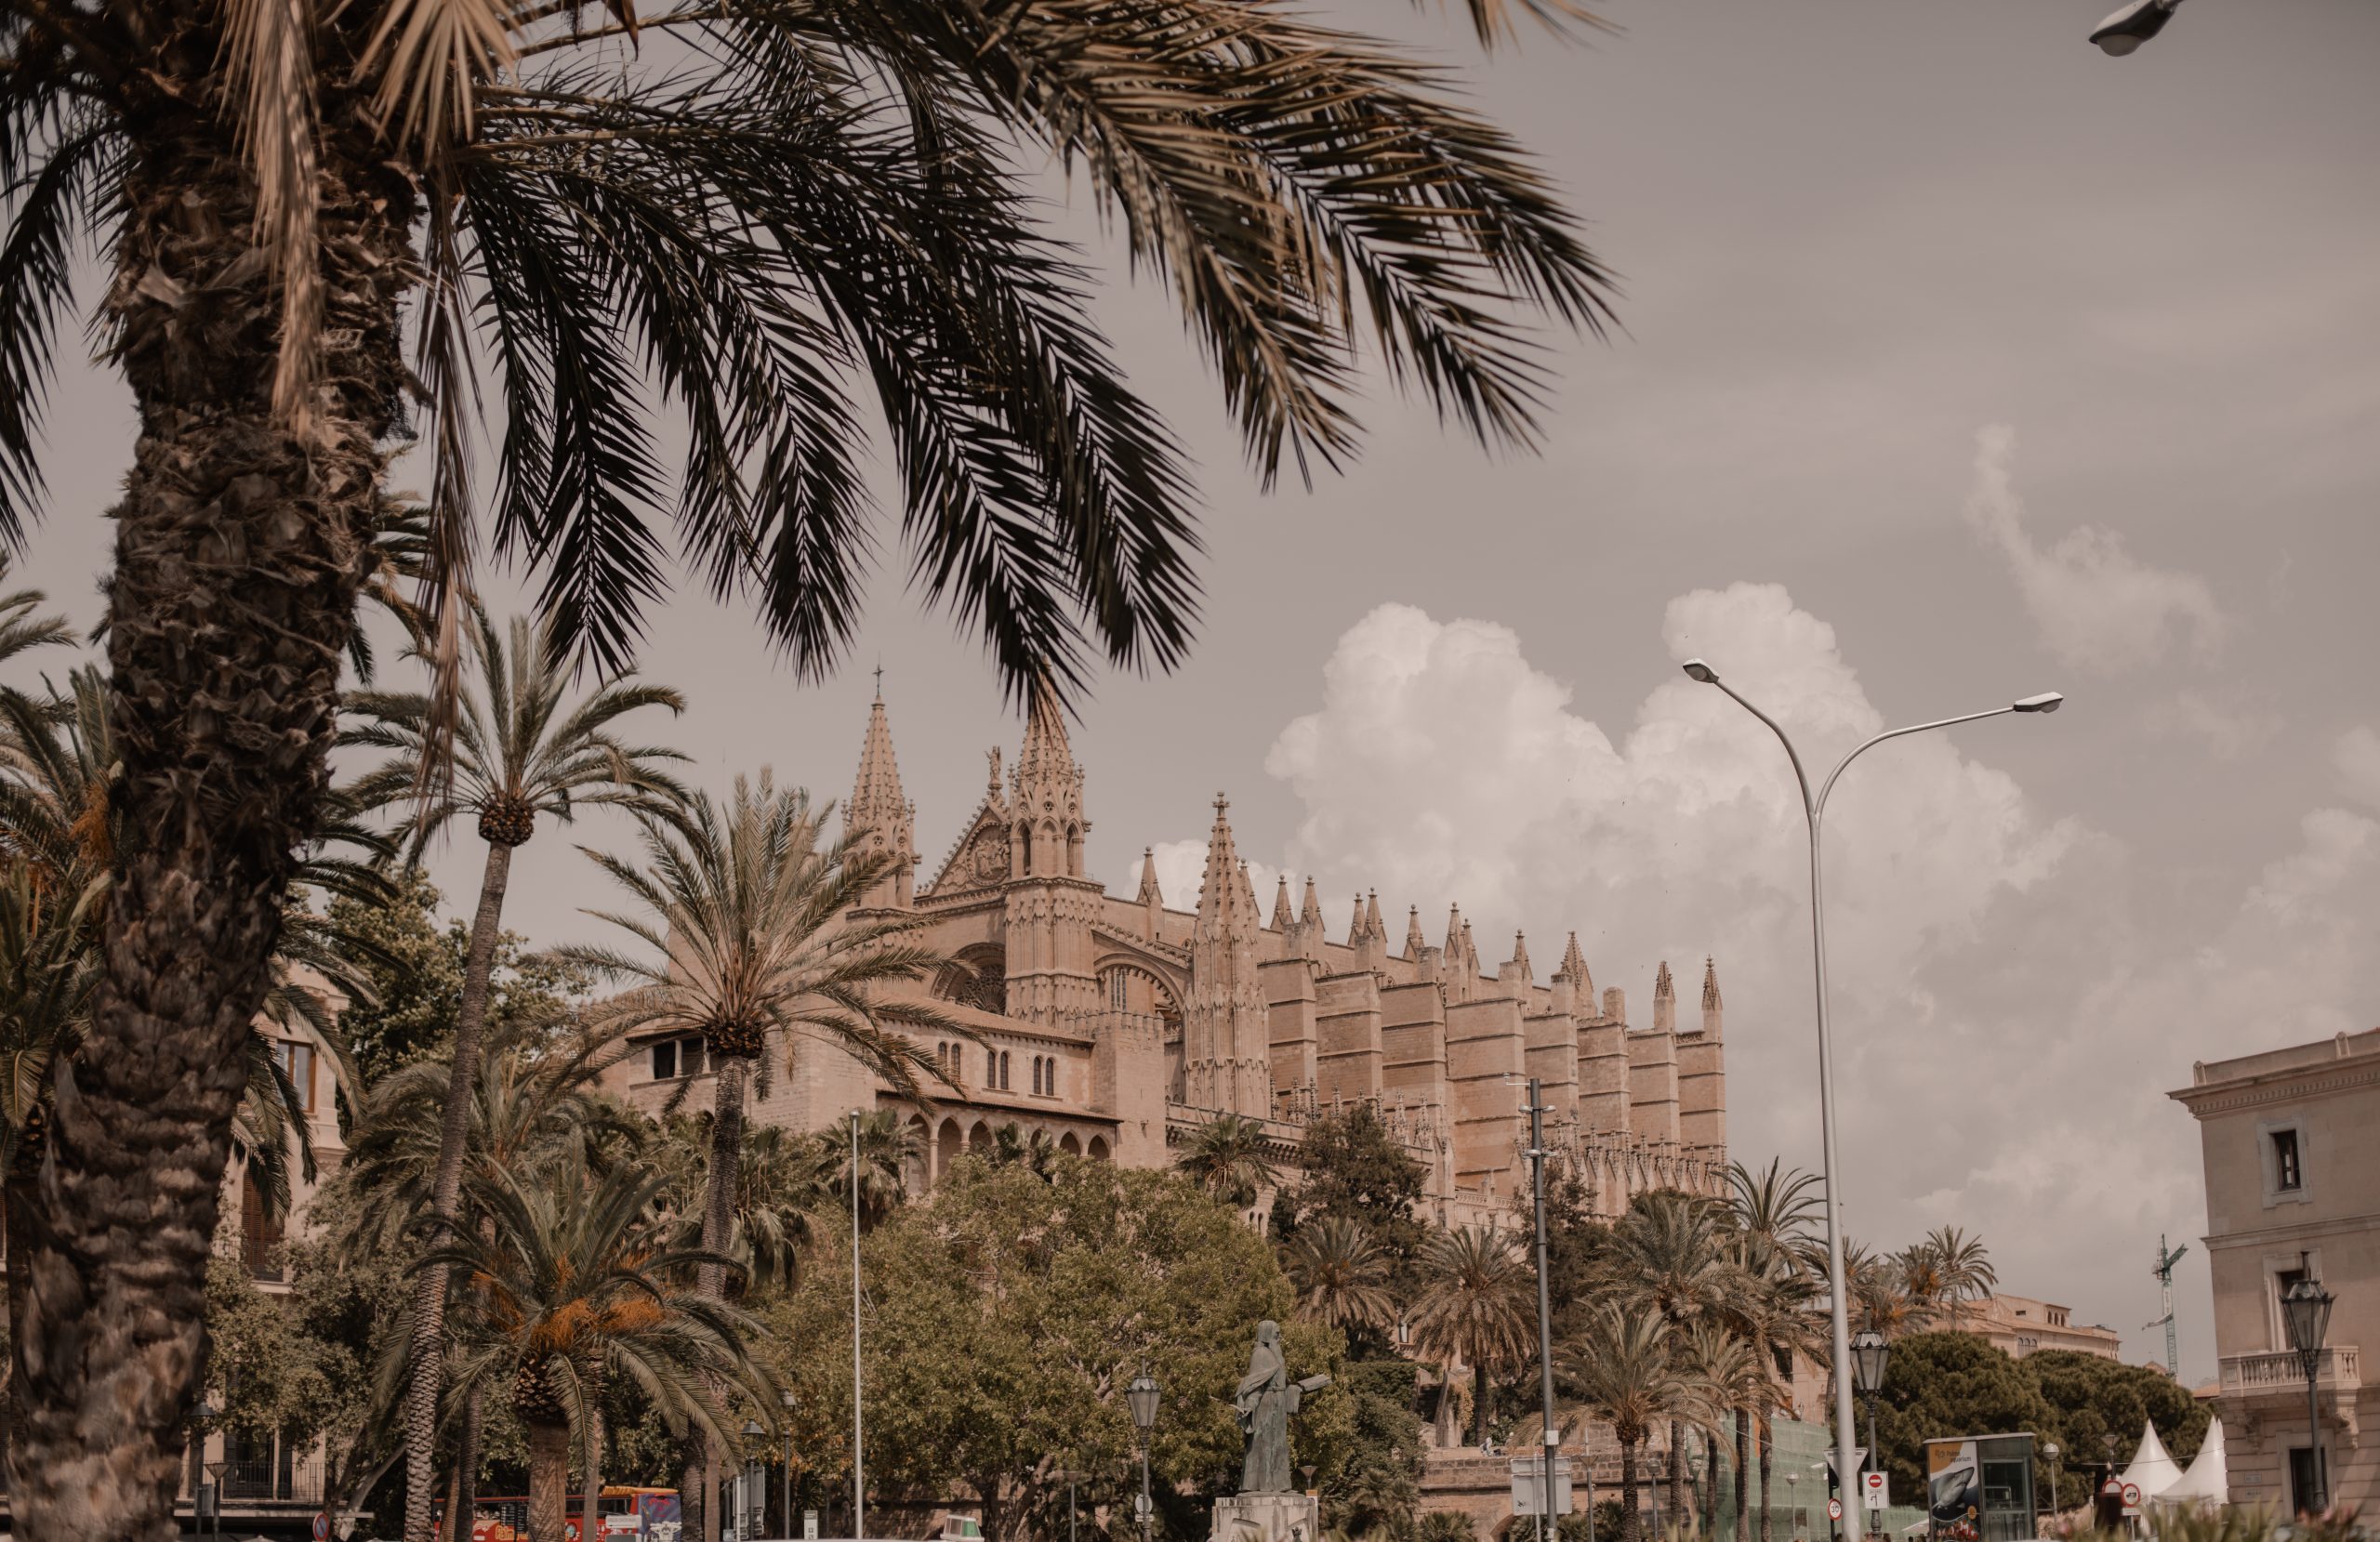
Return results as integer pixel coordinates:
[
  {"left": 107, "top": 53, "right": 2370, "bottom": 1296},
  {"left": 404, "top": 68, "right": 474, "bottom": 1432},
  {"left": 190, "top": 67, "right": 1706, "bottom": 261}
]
[
  {"left": 2089, "top": 0, "right": 2182, "bottom": 55},
  {"left": 744, "top": 1420, "right": 769, "bottom": 1540},
  {"left": 1128, "top": 1373, "right": 1161, "bottom": 1542},
  {"left": 205, "top": 1460, "right": 229, "bottom": 1538},
  {"left": 2281, "top": 1274, "right": 2336, "bottom": 1513},
  {"left": 1683, "top": 658, "right": 2061, "bottom": 1542},
  {"left": 850, "top": 1109, "right": 866, "bottom": 1541},
  {"left": 781, "top": 1390, "right": 798, "bottom": 1542},
  {"left": 1525, "top": 1076, "right": 1559, "bottom": 1542},
  {"left": 1786, "top": 1471, "right": 1801, "bottom": 1542},
  {"left": 1055, "top": 1468, "right": 1089, "bottom": 1542},
  {"left": 2041, "top": 1442, "right": 2060, "bottom": 1533},
  {"left": 1849, "top": 1332, "right": 1888, "bottom": 1539}
]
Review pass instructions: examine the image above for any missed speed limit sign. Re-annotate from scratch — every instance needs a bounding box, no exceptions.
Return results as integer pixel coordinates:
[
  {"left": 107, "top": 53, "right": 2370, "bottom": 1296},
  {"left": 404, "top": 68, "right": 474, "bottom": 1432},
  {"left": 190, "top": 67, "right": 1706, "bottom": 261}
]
[{"left": 1828, "top": 1499, "right": 1844, "bottom": 1522}]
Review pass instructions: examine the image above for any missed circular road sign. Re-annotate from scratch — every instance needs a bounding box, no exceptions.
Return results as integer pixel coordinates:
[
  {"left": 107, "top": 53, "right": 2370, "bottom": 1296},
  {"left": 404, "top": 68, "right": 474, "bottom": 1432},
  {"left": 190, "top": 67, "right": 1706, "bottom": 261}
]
[
  {"left": 1828, "top": 1500, "right": 1844, "bottom": 1522},
  {"left": 312, "top": 1514, "right": 332, "bottom": 1542},
  {"left": 2101, "top": 1478, "right": 2122, "bottom": 1496},
  {"left": 2122, "top": 1483, "right": 2143, "bottom": 1508}
]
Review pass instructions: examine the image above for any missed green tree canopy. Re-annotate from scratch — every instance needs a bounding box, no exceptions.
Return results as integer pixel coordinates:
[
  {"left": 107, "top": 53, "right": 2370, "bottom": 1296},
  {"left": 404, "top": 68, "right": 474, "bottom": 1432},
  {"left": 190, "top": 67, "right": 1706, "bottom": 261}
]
[
  {"left": 767, "top": 1156, "right": 1350, "bottom": 1542},
  {"left": 1274, "top": 1105, "right": 1430, "bottom": 1283}
]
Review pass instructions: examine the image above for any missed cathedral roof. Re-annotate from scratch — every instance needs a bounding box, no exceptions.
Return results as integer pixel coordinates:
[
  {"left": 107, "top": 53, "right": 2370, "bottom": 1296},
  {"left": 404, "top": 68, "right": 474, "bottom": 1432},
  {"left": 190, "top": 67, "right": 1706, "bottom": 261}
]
[{"left": 847, "top": 693, "right": 906, "bottom": 827}]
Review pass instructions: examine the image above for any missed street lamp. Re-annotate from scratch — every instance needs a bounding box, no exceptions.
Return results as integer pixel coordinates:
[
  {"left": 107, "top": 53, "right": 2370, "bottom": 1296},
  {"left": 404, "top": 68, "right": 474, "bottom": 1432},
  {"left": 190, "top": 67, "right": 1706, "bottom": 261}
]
[
  {"left": 1055, "top": 1467, "right": 1090, "bottom": 1542},
  {"left": 2281, "top": 1274, "right": 2336, "bottom": 1513},
  {"left": 2041, "top": 1442, "right": 2060, "bottom": 1532},
  {"left": 743, "top": 1421, "right": 769, "bottom": 1539},
  {"left": 1682, "top": 658, "right": 2061, "bottom": 1542},
  {"left": 1128, "top": 1372, "right": 1161, "bottom": 1542},
  {"left": 850, "top": 1108, "right": 866, "bottom": 1541},
  {"left": 1850, "top": 1332, "right": 1888, "bottom": 1538},
  {"left": 2089, "top": 0, "right": 2182, "bottom": 55},
  {"left": 781, "top": 1390, "right": 798, "bottom": 1542}
]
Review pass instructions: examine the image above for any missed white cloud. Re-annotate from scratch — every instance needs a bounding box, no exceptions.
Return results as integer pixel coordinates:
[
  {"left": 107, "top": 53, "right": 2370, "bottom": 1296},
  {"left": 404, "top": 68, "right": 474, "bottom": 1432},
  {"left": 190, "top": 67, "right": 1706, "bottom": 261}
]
[
  {"left": 2335, "top": 725, "right": 2380, "bottom": 808},
  {"left": 1144, "top": 838, "right": 1285, "bottom": 921},
  {"left": 2142, "top": 690, "right": 2283, "bottom": 760},
  {"left": 1245, "top": 589, "right": 2380, "bottom": 1379},
  {"left": 1964, "top": 425, "right": 2227, "bottom": 675}
]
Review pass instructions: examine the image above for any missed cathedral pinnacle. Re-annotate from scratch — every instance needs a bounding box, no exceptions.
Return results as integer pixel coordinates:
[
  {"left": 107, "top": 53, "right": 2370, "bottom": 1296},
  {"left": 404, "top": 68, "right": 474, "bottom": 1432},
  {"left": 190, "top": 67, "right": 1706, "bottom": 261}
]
[
  {"left": 1136, "top": 847, "right": 1163, "bottom": 907},
  {"left": 1653, "top": 960, "right": 1676, "bottom": 1034},
  {"left": 1272, "top": 875, "right": 1296, "bottom": 932},
  {"left": 1301, "top": 876, "right": 1321, "bottom": 926},
  {"left": 845, "top": 692, "right": 915, "bottom": 907},
  {"left": 1405, "top": 906, "right": 1426, "bottom": 959},
  {"left": 1364, "top": 890, "right": 1383, "bottom": 941},
  {"left": 1701, "top": 956, "right": 1725, "bottom": 1039},
  {"left": 1348, "top": 892, "right": 1366, "bottom": 945},
  {"left": 1509, "top": 930, "right": 1532, "bottom": 983}
]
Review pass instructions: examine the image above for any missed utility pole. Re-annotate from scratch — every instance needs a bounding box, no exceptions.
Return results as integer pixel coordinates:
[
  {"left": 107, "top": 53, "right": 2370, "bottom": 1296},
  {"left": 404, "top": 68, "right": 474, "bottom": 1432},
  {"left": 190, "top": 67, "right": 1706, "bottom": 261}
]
[
  {"left": 2145, "top": 1235, "right": 2188, "bottom": 1378},
  {"left": 1527, "top": 1078, "right": 1558, "bottom": 1542}
]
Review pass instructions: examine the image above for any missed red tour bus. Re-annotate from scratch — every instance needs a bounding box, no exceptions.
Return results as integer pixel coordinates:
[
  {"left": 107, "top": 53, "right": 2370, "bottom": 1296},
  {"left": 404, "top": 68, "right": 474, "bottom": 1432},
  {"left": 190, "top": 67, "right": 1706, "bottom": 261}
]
[{"left": 435, "top": 1485, "right": 682, "bottom": 1541}]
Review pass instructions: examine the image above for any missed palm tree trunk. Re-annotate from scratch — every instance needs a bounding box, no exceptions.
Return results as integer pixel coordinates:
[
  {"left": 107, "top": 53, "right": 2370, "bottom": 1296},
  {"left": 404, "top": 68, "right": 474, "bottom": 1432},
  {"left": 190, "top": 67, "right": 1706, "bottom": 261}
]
[
  {"left": 448, "top": 1384, "right": 485, "bottom": 1538},
  {"left": 1620, "top": 1436, "right": 1642, "bottom": 1542},
  {"left": 7, "top": 123, "right": 415, "bottom": 1542},
  {"left": 581, "top": 1382, "right": 604, "bottom": 1542},
  {"left": 1472, "top": 1356, "right": 1494, "bottom": 1448},
  {"left": 1756, "top": 1413, "right": 1773, "bottom": 1542},
  {"left": 1670, "top": 1417, "right": 1685, "bottom": 1527},
  {"left": 403, "top": 837, "right": 518, "bottom": 1541},
  {"left": 692, "top": 1050, "right": 750, "bottom": 1542},
  {"left": 528, "top": 1417, "right": 571, "bottom": 1542},
  {"left": 1734, "top": 1411, "right": 1751, "bottom": 1542}
]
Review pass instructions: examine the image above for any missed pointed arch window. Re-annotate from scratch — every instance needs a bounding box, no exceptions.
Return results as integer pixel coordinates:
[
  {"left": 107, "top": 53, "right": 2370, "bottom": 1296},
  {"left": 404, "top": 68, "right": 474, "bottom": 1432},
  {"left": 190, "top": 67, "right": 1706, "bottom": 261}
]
[{"left": 997, "top": 1050, "right": 1012, "bottom": 1090}]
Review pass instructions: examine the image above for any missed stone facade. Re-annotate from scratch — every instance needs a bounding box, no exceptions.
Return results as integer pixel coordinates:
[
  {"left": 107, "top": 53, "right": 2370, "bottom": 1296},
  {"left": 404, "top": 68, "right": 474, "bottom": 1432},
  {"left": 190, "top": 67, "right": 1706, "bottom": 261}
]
[
  {"left": 1965, "top": 1293, "right": 2122, "bottom": 1362},
  {"left": 2171, "top": 1027, "right": 2380, "bottom": 1516},
  {"left": 606, "top": 692, "right": 1734, "bottom": 1228}
]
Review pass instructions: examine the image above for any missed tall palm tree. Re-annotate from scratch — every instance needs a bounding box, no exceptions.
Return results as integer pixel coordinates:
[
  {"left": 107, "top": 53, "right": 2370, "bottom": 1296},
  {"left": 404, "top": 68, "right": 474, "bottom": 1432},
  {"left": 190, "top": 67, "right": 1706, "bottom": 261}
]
[
  {"left": 810, "top": 1107, "right": 920, "bottom": 1231},
  {"left": 1678, "top": 1324, "right": 1765, "bottom": 1537},
  {"left": 562, "top": 771, "right": 956, "bottom": 1539},
  {"left": 1894, "top": 1240, "right": 1950, "bottom": 1331},
  {"left": 1561, "top": 1303, "right": 1699, "bottom": 1542},
  {"left": 1845, "top": 1241, "right": 1925, "bottom": 1340},
  {"left": 1412, "top": 1225, "right": 1535, "bottom": 1448},
  {"left": 1924, "top": 1226, "right": 1996, "bottom": 1328},
  {"left": 1176, "top": 1113, "right": 1277, "bottom": 1209},
  {"left": 1284, "top": 1216, "right": 1398, "bottom": 1338},
  {"left": 2, "top": 0, "right": 1616, "bottom": 1509},
  {"left": 423, "top": 1163, "right": 770, "bottom": 1542},
  {"left": 654, "top": 1116, "right": 828, "bottom": 1290},
  {"left": 1609, "top": 1193, "right": 1743, "bottom": 1524},
  {"left": 347, "top": 605, "right": 689, "bottom": 1535}
]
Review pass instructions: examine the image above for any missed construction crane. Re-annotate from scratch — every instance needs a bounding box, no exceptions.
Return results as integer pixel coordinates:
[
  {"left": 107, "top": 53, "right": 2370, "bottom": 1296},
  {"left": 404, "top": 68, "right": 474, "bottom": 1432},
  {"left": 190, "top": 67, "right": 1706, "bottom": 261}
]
[{"left": 2144, "top": 1234, "right": 2188, "bottom": 1377}]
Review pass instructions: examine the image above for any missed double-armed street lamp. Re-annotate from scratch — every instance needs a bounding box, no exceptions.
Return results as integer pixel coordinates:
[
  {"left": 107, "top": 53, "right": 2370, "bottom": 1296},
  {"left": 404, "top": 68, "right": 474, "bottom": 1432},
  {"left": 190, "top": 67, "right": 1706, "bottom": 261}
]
[
  {"left": 1682, "top": 658, "right": 2061, "bottom": 1542},
  {"left": 1850, "top": 1331, "right": 1889, "bottom": 1539},
  {"left": 1128, "top": 1372, "right": 1162, "bottom": 1542},
  {"left": 2281, "top": 1273, "right": 2336, "bottom": 1513}
]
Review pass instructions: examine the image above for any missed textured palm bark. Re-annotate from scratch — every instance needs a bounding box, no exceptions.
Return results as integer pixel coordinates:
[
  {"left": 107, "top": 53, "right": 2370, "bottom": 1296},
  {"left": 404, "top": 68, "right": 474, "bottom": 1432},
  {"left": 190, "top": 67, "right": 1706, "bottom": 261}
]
[
  {"left": 7, "top": 80, "right": 415, "bottom": 1541},
  {"left": 526, "top": 1417, "right": 571, "bottom": 1542},
  {"left": 1757, "top": 1414, "right": 1774, "bottom": 1542},
  {"left": 1471, "top": 1357, "right": 1490, "bottom": 1447},
  {"left": 1620, "top": 1438, "right": 1642, "bottom": 1542},
  {"left": 686, "top": 1049, "right": 750, "bottom": 1542},
  {"left": 445, "top": 1383, "right": 487, "bottom": 1537},
  {"left": 1736, "top": 1410, "right": 1752, "bottom": 1542},
  {"left": 1670, "top": 1417, "right": 1686, "bottom": 1524},
  {"left": 403, "top": 837, "right": 519, "bottom": 1541},
  {"left": 581, "top": 1392, "right": 604, "bottom": 1542}
]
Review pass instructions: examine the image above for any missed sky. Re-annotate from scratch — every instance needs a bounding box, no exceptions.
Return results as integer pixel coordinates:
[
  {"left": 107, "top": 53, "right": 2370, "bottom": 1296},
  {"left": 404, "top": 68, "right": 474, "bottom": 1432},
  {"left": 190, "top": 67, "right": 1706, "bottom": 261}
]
[{"left": 13, "top": 0, "right": 2380, "bottom": 1386}]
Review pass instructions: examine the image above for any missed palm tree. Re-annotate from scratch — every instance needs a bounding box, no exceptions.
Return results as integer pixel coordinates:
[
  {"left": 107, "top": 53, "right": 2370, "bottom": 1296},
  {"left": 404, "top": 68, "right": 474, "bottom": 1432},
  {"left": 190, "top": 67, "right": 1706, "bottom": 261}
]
[
  {"left": 812, "top": 1108, "right": 921, "bottom": 1230},
  {"left": 1284, "top": 1216, "right": 1398, "bottom": 1338},
  {"left": 1725, "top": 1162, "right": 1819, "bottom": 1542},
  {"left": 1845, "top": 1241, "right": 1925, "bottom": 1340},
  {"left": 424, "top": 1163, "right": 769, "bottom": 1542},
  {"left": 3, "top": 0, "right": 1617, "bottom": 1509},
  {"left": 561, "top": 771, "right": 956, "bottom": 1538},
  {"left": 1609, "top": 1193, "right": 1743, "bottom": 1524},
  {"left": 1411, "top": 1226, "right": 1535, "bottom": 1448},
  {"left": 347, "top": 605, "right": 690, "bottom": 1535},
  {"left": 1924, "top": 1226, "right": 1996, "bottom": 1328},
  {"left": 1894, "top": 1241, "right": 1950, "bottom": 1332},
  {"left": 1176, "top": 1113, "right": 1277, "bottom": 1208},
  {"left": 654, "top": 1117, "right": 828, "bottom": 1290},
  {"left": 1562, "top": 1303, "right": 1699, "bottom": 1542},
  {"left": 1679, "top": 1323, "right": 1766, "bottom": 1538}
]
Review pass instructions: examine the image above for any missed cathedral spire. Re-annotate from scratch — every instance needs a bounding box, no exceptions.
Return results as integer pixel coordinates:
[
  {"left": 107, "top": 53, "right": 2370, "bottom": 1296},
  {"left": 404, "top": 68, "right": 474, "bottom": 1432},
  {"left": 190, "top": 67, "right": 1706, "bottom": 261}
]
[
  {"left": 1011, "top": 681, "right": 1088, "bottom": 878},
  {"left": 1701, "top": 956, "right": 1725, "bottom": 1039},
  {"left": 1272, "top": 874, "right": 1297, "bottom": 932},
  {"left": 1365, "top": 890, "right": 1384, "bottom": 940},
  {"left": 1137, "top": 847, "right": 1163, "bottom": 907},
  {"left": 1348, "top": 892, "right": 1367, "bottom": 946},
  {"left": 1184, "top": 796, "right": 1272, "bottom": 1116},
  {"left": 1653, "top": 960, "right": 1676, "bottom": 1034},
  {"left": 1405, "top": 906, "right": 1426, "bottom": 959},
  {"left": 1509, "top": 931, "right": 1532, "bottom": 983},
  {"left": 845, "top": 693, "right": 915, "bottom": 907}
]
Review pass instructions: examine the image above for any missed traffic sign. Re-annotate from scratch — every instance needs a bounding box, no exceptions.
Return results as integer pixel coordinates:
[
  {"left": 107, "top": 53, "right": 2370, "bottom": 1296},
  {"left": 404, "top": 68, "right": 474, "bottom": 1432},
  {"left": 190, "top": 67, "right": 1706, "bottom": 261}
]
[
  {"left": 313, "top": 1514, "right": 332, "bottom": 1542},
  {"left": 1823, "top": 1448, "right": 1869, "bottom": 1478},
  {"left": 1828, "top": 1499, "right": 1844, "bottom": 1522},
  {"left": 1511, "top": 1456, "right": 1575, "bottom": 1516},
  {"left": 2122, "top": 1483, "right": 2143, "bottom": 1516},
  {"left": 1862, "top": 1471, "right": 1888, "bottom": 1510},
  {"left": 2100, "top": 1477, "right": 2122, "bottom": 1497}
]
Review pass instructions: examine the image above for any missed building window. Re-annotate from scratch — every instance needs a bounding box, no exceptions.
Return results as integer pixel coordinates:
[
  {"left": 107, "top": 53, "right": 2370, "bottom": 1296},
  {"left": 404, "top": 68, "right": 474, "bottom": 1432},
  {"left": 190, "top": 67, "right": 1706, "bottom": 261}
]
[
  {"left": 271, "top": 1039, "right": 316, "bottom": 1114},
  {"left": 1110, "top": 972, "right": 1129, "bottom": 1009},
  {"left": 240, "top": 1166, "right": 284, "bottom": 1283},
  {"left": 998, "top": 1050, "right": 1012, "bottom": 1090},
  {"left": 653, "top": 1039, "right": 678, "bottom": 1080},
  {"left": 2273, "top": 1128, "right": 2303, "bottom": 1192}
]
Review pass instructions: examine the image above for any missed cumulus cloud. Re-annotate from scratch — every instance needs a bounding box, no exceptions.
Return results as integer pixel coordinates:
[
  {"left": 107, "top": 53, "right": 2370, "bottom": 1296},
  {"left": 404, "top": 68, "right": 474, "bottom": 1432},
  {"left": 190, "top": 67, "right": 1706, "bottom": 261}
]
[
  {"left": 1233, "top": 588, "right": 2380, "bottom": 1377},
  {"left": 1145, "top": 838, "right": 1285, "bottom": 919},
  {"left": 1964, "top": 425, "right": 2227, "bottom": 674},
  {"left": 2142, "top": 690, "right": 2283, "bottom": 760}
]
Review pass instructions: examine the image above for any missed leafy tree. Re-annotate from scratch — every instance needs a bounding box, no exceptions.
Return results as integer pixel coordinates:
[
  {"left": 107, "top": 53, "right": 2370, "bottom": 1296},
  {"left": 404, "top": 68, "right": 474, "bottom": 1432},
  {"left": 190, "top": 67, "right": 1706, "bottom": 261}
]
[
  {"left": 2029, "top": 1350, "right": 2208, "bottom": 1508},
  {"left": 1285, "top": 1217, "right": 1399, "bottom": 1347},
  {"left": 654, "top": 1116, "right": 829, "bottom": 1291},
  {"left": 1866, "top": 1333, "right": 2056, "bottom": 1512},
  {"left": 767, "top": 1157, "right": 1349, "bottom": 1542},
  {"left": 324, "top": 867, "right": 587, "bottom": 1086},
  {"left": 1324, "top": 1358, "right": 1427, "bottom": 1538},
  {"left": 1177, "top": 1114, "right": 1277, "bottom": 1208},
  {"left": 1531, "top": 1163, "right": 1615, "bottom": 1331},
  {"left": 1276, "top": 1105, "right": 1431, "bottom": 1286}
]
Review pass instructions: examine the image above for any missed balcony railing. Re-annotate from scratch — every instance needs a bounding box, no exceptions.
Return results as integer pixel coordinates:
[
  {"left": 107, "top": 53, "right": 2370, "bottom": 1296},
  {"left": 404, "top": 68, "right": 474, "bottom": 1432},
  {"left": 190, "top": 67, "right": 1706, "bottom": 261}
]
[{"left": 2219, "top": 1345, "right": 2360, "bottom": 1396}]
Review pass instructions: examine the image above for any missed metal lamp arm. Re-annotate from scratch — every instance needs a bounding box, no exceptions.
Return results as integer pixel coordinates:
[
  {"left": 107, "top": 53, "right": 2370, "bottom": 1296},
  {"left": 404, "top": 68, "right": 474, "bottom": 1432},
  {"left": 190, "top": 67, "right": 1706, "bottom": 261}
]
[
  {"left": 1815, "top": 708, "right": 2016, "bottom": 823},
  {"left": 1708, "top": 679, "right": 1818, "bottom": 817}
]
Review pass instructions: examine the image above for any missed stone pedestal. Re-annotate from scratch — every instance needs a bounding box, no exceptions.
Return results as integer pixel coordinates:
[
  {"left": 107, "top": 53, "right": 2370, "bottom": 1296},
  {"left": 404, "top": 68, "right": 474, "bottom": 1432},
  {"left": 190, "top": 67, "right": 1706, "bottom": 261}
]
[{"left": 1210, "top": 1493, "right": 1320, "bottom": 1542}]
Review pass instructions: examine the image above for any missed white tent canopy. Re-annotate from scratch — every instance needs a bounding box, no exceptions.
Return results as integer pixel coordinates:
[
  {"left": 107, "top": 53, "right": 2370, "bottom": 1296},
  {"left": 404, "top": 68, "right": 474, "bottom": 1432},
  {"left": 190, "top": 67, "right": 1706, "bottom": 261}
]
[
  {"left": 2119, "top": 1419, "right": 2184, "bottom": 1499},
  {"left": 2155, "top": 1419, "right": 2228, "bottom": 1507}
]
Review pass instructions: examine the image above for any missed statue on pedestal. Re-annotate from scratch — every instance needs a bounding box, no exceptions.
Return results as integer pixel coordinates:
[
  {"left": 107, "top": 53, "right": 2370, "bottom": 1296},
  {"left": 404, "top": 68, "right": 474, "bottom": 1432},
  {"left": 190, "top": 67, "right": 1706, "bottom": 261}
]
[{"left": 1234, "top": 1321, "right": 1331, "bottom": 1496}]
